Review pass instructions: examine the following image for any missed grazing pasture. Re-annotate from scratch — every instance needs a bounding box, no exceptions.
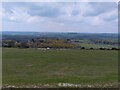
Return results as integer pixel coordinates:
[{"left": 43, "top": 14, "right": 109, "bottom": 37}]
[{"left": 2, "top": 48, "right": 118, "bottom": 87}]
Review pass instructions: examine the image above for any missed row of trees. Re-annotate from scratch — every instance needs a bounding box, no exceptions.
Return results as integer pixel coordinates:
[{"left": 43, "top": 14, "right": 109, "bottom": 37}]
[
  {"left": 90, "top": 39, "right": 118, "bottom": 45},
  {"left": 2, "top": 39, "right": 75, "bottom": 49},
  {"left": 2, "top": 39, "right": 119, "bottom": 50}
]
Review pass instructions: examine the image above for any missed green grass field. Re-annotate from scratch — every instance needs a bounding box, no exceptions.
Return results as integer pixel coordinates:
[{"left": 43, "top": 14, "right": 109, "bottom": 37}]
[
  {"left": 2, "top": 48, "right": 118, "bottom": 87},
  {"left": 78, "top": 43, "right": 118, "bottom": 49}
]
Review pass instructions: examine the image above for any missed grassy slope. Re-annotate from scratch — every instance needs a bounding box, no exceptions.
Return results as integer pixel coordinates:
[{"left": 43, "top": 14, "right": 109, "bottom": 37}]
[
  {"left": 78, "top": 43, "right": 118, "bottom": 49},
  {"left": 76, "top": 39, "right": 118, "bottom": 49},
  {"left": 0, "top": 48, "right": 1, "bottom": 87},
  {"left": 2, "top": 48, "right": 118, "bottom": 86}
]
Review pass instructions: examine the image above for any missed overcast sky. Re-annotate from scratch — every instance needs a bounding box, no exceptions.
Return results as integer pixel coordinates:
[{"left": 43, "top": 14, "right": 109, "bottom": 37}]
[{"left": 2, "top": 2, "right": 118, "bottom": 33}]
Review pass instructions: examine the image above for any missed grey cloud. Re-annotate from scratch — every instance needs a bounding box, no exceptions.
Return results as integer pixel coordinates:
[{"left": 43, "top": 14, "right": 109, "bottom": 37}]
[
  {"left": 71, "top": 10, "right": 80, "bottom": 16},
  {"left": 84, "top": 2, "right": 117, "bottom": 16},
  {"left": 28, "top": 6, "right": 61, "bottom": 18}
]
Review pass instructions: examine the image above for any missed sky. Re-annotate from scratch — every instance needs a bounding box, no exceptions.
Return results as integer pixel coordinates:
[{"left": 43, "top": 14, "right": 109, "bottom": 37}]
[{"left": 1, "top": 2, "right": 118, "bottom": 33}]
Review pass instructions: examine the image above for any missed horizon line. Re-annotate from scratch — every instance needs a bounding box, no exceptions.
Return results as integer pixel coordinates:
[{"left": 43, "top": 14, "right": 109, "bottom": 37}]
[{"left": 1, "top": 31, "right": 118, "bottom": 34}]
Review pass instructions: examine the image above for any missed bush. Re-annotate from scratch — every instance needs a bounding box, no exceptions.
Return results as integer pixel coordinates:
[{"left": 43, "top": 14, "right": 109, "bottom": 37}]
[
  {"left": 90, "top": 48, "right": 93, "bottom": 50},
  {"left": 81, "top": 47, "right": 85, "bottom": 49},
  {"left": 111, "top": 48, "right": 118, "bottom": 50},
  {"left": 99, "top": 48, "right": 106, "bottom": 50}
]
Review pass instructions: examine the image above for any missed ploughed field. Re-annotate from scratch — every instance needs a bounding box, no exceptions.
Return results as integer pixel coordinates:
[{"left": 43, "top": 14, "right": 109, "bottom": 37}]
[{"left": 2, "top": 48, "right": 118, "bottom": 87}]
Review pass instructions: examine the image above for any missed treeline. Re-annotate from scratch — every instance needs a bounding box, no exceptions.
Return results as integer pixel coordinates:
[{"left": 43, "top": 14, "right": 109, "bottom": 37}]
[
  {"left": 2, "top": 38, "right": 75, "bottom": 49},
  {"left": 2, "top": 38, "right": 119, "bottom": 50},
  {"left": 90, "top": 39, "right": 119, "bottom": 45}
]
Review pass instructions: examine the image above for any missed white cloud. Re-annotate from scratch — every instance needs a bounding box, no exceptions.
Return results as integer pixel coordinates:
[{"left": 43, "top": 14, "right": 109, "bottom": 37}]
[
  {"left": 2, "top": 2, "right": 118, "bottom": 33},
  {"left": 100, "top": 9, "right": 118, "bottom": 21},
  {"left": 91, "top": 16, "right": 104, "bottom": 26},
  {"left": 3, "top": 6, "right": 39, "bottom": 23},
  {"left": 0, "top": 3, "right": 2, "bottom": 31},
  {"left": 14, "top": 0, "right": 119, "bottom": 2}
]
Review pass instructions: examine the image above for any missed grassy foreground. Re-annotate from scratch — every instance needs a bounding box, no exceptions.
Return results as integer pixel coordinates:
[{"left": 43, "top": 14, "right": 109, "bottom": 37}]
[{"left": 2, "top": 48, "right": 118, "bottom": 87}]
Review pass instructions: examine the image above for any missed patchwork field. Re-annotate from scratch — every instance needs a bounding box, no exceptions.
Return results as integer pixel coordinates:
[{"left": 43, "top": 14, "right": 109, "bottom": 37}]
[{"left": 2, "top": 48, "right": 118, "bottom": 88}]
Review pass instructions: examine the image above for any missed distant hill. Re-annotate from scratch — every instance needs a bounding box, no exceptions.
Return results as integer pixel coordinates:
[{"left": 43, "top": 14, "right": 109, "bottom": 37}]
[{"left": 2, "top": 31, "right": 118, "bottom": 40}]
